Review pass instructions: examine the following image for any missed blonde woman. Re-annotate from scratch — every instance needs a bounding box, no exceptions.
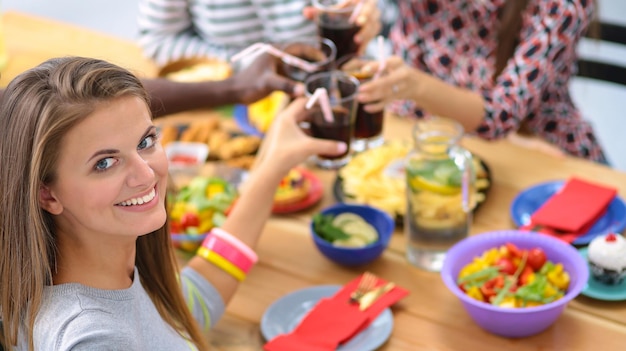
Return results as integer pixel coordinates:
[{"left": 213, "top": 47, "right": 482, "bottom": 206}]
[{"left": 0, "top": 56, "right": 345, "bottom": 350}]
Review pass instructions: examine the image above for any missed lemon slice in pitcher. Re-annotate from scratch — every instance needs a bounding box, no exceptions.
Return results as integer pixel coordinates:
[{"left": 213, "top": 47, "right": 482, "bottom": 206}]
[{"left": 409, "top": 175, "right": 461, "bottom": 195}]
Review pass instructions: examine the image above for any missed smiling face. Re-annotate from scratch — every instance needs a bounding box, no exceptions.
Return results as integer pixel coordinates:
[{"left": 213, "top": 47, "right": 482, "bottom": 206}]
[{"left": 41, "top": 95, "right": 169, "bottom": 246}]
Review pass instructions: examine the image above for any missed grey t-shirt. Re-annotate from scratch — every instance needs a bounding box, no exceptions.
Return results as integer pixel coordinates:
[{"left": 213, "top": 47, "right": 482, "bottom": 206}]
[{"left": 18, "top": 267, "right": 224, "bottom": 350}]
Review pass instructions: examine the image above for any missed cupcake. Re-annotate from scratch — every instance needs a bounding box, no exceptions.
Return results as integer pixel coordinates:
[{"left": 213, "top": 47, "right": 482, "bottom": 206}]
[{"left": 587, "top": 233, "right": 626, "bottom": 285}]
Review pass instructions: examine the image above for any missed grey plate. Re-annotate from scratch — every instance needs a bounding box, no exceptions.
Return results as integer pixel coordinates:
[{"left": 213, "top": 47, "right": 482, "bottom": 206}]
[{"left": 260, "top": 285, "right": 393, "bottom": 351}]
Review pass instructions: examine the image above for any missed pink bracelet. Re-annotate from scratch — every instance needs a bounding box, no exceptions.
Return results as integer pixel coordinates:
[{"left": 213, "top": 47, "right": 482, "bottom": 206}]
[
  {"left": 201, "top": 234, "right": 255, "bottom": 273},
  {"left": 210, "top": 228, "right": 258, "bottom": 264}
]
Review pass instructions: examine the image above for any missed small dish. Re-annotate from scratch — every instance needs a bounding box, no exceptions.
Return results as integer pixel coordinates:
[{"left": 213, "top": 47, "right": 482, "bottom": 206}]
[
  {"left": 578, "top": 247, "right": 626, "bottom": 301},
  {"left": 510, "top": 181, "right": 626, "bottom": 245},
  {"left": 261, "top": 285, "right": 393, "bottom": 351},
  {"left": 272, "top": 168, "right": 323, "bottom": 214},
  {"left": 165, "top": 141, "right": 210, "bottom": 175},
  {"left": 311, "top": 204, "right": 394, "bottom": 266}
]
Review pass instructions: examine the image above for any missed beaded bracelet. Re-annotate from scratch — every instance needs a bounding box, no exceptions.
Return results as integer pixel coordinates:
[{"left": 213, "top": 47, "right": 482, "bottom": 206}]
[{"left": 196, "top": 246, "right": 247, "bottom": 281}]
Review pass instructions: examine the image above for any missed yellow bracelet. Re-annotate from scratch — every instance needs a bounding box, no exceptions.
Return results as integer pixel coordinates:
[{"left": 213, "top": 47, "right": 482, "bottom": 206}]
[{"left": 197, "top": 246, "right": 246, "bottom": 281}]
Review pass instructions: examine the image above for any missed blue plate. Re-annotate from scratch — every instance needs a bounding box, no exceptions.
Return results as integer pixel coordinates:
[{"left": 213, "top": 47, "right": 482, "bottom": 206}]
[
  {"left": 510, "top": 181, "right": 626, "bottom": 245},
  {"left": 261, "top": 285, "right": 393, "bottom": 351},
  {"left": 233, "top": 104, "right": 264, "bottom": 137},
  {"left": 578, "top": 248, "right": 626, "bottom": 301}
]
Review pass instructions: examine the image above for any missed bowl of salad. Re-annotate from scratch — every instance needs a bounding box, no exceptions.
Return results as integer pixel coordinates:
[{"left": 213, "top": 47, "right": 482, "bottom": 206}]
[
  {"left": 440, "top": 230, "right": 588, "bottom": 338},
  {"left": 310, "top": 203, "right": 394, "bottom": 266},
  {"left": 168, "top": 176, "right": 237, "bottom": 252}
]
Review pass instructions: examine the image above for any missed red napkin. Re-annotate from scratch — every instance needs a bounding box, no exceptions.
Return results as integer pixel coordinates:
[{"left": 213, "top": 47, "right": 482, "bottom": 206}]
[
  {"left": 520, "top": 177, "right": 617, "bottom": 243},
  {"left": 263, "top": 275, "right": 409, "bottom": 351}
]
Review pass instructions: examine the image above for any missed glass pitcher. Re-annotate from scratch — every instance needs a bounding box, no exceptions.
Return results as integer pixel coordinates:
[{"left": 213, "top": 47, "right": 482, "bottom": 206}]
[{"left": 404, "top": 117, "right": 475, "bottom": 271}]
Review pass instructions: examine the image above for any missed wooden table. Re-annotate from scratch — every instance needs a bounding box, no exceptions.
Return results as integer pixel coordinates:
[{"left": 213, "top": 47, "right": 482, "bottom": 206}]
[{"left": 4, "top": 11, "right": 626, "bottom": 351}]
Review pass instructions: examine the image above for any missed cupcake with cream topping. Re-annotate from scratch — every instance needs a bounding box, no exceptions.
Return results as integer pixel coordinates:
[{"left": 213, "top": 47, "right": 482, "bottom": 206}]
[{"left": 587, "top": 233, "right": 626, "bottom": 285}]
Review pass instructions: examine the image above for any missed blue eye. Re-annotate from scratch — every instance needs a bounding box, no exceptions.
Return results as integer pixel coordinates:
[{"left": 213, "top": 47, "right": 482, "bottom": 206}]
[
  {"left": 95, "top": 158, "right": 115, "bottom": 172},
  {"left": 139, "top": 134, "right": 157, "bottom": 150}
]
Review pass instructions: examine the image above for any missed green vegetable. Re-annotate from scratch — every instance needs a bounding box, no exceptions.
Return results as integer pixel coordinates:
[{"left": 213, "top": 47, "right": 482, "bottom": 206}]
[
  {"left": 175, "top": 177, "right": 237, "bottom": 212},
  {"left": 514, "top": 275, "right": 557, "bottom": 304},
  {"left": 457, "top": 266, "right": 500, "bottom": 285},
  {"left": 491, "top": 278, "right": 516, "bottom": 306},
  {"left": 312, "top": 213, "right": 350, "bottom": 243}
]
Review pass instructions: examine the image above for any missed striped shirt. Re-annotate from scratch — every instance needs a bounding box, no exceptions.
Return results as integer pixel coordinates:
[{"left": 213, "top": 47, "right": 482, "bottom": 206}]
[
  {"left": 390, "top": 0, "right": 606, "bottom": 162},
  {"left": 137, "top": 0, "right": 318, "bottom": 65}
]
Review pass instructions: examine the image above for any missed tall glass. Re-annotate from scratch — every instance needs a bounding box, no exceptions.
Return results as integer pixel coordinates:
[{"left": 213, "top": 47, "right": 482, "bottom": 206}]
[
  {"left": 304, "top": 71, "right": 360, "bottom": 169},
  {"left": 404, "top": 118, "right": 476, "bottom": 272},
  {"left": 341, "top": 56, "right": 384, "bottom": 152},
  {"left": 279, "top": 37, "right": 337, "bottom": 82},
  {"left": 312, "top": 0, "right": 361, "bottom": 62}
]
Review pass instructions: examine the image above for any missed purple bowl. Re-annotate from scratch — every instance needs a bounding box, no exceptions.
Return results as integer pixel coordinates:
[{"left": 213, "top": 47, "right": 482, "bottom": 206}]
[
  {"left": 311, "top": 203, "right": 394, "bottom": 266},
  {"left": 440, "top": 230, "right": 588, "bottom": 338}
]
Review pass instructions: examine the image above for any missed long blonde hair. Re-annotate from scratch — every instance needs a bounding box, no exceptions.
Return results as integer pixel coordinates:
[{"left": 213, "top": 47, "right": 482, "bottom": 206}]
[{"left": 0, "top": 57, "right": 209, "bottom": 351}]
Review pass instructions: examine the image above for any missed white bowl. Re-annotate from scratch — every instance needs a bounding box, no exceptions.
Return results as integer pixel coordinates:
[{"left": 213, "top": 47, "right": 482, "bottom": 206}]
[{"left": 165, "top": 142, "right": 209, "bottom": 174}]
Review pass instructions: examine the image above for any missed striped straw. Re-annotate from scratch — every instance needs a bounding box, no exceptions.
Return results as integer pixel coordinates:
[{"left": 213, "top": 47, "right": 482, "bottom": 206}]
[
  {"left": 306, "top": 87, "right": 334, "bottom": 123},
  {"left": 231, "top": 43, "right": 318, "bottom": 72}
]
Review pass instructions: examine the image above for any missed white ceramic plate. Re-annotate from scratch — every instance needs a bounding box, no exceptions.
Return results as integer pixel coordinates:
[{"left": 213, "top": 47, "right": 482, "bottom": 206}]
[{"left": 261, "top": 285, "right": 393, "bottom": 351}]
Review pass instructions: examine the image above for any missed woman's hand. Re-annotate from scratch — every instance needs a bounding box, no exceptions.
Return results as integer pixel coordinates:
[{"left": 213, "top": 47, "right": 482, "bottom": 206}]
[
  {"left": 303, "top": 0, "right": 381, "bottom": 55},
  {"left": 232, "top": 53, "right": 304, "bottom": 105},
  {"left": 254, "top": 98, "right": 347, "bottom": 174},
  {"left": 357, "top": 56, "right": 421, "bottom": 113}
]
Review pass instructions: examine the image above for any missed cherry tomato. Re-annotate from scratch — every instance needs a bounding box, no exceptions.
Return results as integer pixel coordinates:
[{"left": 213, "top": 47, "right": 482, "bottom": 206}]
[
  {"left": 527, "top": 247, "right": 548, "bottom": 271},
  {"left": 506, "top": 242, "right": 524, "bottom": 258},
  {"left": 495, "top": 257, "right": 516, "bottom": 275},
  {"left": 180, "top": 212, "right": 200, "bottom": 229},
  {"left": 480, "top": 275, "right": 505, "bottom": 301}
]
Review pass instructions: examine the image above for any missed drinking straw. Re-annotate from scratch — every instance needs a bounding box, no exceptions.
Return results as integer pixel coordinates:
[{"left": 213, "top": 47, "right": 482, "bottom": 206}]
[
  {"left": 306, "top": 87, "right": 334, "bottom": 123},
  {"left": 374, "top": 35, "right": 386, "bottom": 79},
  {"left": 231, "top": 43, "right": 318, "bottom": 72},
  {"left": 348, "top": 0, "right": 363, "bottom": 24},
  {"left": 230, "top": 42, "right": 266, "bottom": 62},
  {"left": 265, "top": 46, "right": 318, "bottom": 72}
]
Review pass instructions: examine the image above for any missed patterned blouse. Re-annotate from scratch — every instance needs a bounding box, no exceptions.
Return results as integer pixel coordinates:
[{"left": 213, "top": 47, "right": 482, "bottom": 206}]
[
  {"left": 389, "top": 0, "right": 606, "bottom": 162},
  {"left": 137, "top": 0, "right": 317, "bottom": 65}
]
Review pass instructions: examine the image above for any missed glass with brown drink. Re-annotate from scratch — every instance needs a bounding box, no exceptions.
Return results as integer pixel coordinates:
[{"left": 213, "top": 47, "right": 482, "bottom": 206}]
[
  {"left": 279, "top": 37, "right": 337, "bottom": 82},
  {"left": 312, "top": 0, "right": 361, "bottom": 62},
  {"left": 304, "top": 70, "right": 360, "bottom": 169},
  {"left": 341, "top": 57, "right": 385, "bottom": 151}
]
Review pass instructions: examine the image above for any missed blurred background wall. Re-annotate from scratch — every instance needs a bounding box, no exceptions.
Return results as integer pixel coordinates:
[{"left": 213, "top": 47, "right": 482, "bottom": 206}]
[{"left": 4, "top": 0, "right": 625, "bottom": 171}]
